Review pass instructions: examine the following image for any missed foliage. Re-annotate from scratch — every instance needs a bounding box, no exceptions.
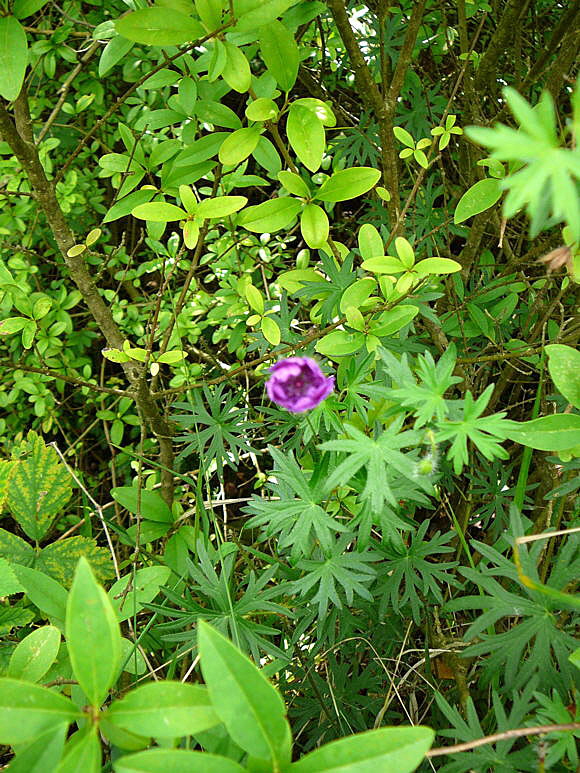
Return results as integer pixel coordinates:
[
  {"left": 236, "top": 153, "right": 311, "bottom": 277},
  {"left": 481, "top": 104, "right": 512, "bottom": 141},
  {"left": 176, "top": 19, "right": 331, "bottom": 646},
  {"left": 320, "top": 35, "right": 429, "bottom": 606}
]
[{"left": 0, "top": 0, "right": 578, "bottom": 770}]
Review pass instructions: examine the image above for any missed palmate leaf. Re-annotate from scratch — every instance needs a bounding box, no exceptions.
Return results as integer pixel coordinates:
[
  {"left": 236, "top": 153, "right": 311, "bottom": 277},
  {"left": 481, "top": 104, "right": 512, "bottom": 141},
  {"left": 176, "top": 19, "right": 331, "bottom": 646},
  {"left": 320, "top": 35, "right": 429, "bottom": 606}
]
[
  {"left": 7, "top": 431, "right": 72, "bottom": 541},
  {"left": 245, "top": 446, "right": 345, "bottom": 558},
  {"left": 292, "top": 537, "right": 379, "bottom": 617},
  {"left": 319, "top": 418, "right": 429, "bottom": 510}
]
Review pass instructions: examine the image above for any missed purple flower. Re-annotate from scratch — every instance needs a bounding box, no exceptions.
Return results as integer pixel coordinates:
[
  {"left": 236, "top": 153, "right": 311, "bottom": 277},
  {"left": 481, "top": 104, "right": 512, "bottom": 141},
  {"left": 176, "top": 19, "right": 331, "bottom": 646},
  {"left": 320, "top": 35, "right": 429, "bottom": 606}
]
[{"left": 266, "top": 357, "right": 334, "bottom": 413}]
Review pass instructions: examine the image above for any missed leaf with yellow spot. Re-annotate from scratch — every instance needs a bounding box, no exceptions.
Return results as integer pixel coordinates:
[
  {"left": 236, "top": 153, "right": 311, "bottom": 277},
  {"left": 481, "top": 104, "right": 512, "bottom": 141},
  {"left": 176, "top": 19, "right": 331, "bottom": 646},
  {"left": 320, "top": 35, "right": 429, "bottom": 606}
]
[
  {"left": 0, "top": 460, "right": 16, "bottom": 511},
  {"left": 37, "top": 537, "right": 114, "bottom": 589}
]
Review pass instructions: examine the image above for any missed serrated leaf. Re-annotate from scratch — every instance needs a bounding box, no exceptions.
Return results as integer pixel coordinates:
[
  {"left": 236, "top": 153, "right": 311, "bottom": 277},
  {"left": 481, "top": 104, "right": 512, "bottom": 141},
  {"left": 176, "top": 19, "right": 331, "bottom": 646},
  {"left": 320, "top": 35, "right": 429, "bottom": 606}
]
[
  {"left": 37, "top": 536, "right": 114, "bottom": 588},
  {"left": 7, "top": 431, "right": 73, "bottom": 541}
]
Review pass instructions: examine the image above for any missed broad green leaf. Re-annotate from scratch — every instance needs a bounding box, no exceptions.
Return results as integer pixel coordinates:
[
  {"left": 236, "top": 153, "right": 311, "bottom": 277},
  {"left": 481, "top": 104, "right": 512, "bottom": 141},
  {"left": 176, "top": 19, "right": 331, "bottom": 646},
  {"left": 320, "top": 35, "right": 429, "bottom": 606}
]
[
  {"left": 500, "top": 414, "right": 580, "bottom": 451},
  {"left": 0, "top": 557, "right": 24, "bottom": 596},
  {"left": 6, "top": 724, "right": 67, "bottom": 773},
  {"left": 11, "top": 564, "right": 68, "bottom": 626},
  {"left": 103, "top": 189, "right": 155, "bottom": 223},
  {"left": 132, "top": 202, "right": 187, "bottom": 222},
  {"left": 195, "top": 0, "right": 223, "bottom": 30},
  {"left": 454, "top": 178, "right": 502, "bottom": 224},
  {"left": 111, "top": 487, "right": 173, "bottom": 522},
  {"left": 345, "top": 306, "right": 366, "bottom": 332},
  {"left": 13, "top": 0, "right": 51, "bottom": 18},
  {"left": 57, "top": 727, "right": 101, "bottom": 773},
  {"left": 219, "top": 127, "right": 261, "bottom": 166},
  {"left": 246, "top": 98, "right": 279, "bottom": 122},
  {"left": 316, "top": 167, "right": 381, "bottom": 203},
  {"left": 21, "top": 318, "right": 36, "bottom": 348},
  {"left": 358, "top": 224, "right": 383, "bottom": 260},
  {"left": 278, "top": 170, "right": 310, "bottom": 198},
  {"left": 289, "top": 726, "right": 434, "bottom": 773},
  {"left": 199, "top": 620, "right": 292, "bottom": 764},
  {"left": 394, "top": 237, "right": 415, "bottom": 268},
  {"left": 7, "top": 431, "right": 72, "bottom": 541},
  {"left": 0, "top": 317, "right": 28, "bottom": 335},
  {"left": 339, "top": 278, "right": 376, "bottom": 314},
  {"left": 8, "top": 625, "right": 61, "bottom": 682},
  {"left": 99, "top": 36, "right": 134, "bottom": 77},
  {"left": 259, "top": 20, "right": 299, "bottom": 91},
  {"left": 108, "top": 566, "right": 171, "bottom": 622},
  {"left": 37, "top": 536, "right": 114, "bottom": 588},
  {"left": 156, "top": 350, "right": 187, "bottom": 364},
  {"left": 114, "top": 749, "right": 246, "bottom": 773},
  {"left": 261, "top": 316, "right": 281, "bottom": 345},
  {"left": 103, "top": 347, "right": 131, "bottom": 363},
  {"left": 66, "top": 557, "right": 122, "bottom": 706},
  {"left": 195, "top": 100, "right": 242, "bottom": 129},
  {"left": 393, "top": 126, "right": 414, "bottom": 148},
  {"left": 183, "top": 219, "right": 200, "bottom": 248},
  {"left": 0, "top": 16, "right": 28, "bottom": 101},
  {"left": 287, "top": 103, "right": 325, "bottom": 172},
  {"left": 237, "top": 198, "right": 301, "bottom": 232},
  {"left": 370, "top": 305, "right": 419, "bottom": 336},
  {"left": 108, "top": 681, "right": 220, "bottom": 738},
  {"left": 315, "top": 330, "right": 365, "bottom": 358},
  {"left": 545, "top": 344, "right": 580, "bottom": 409},
  {"left": 276, "top": 268, "right": 325, "bottom": 293},
  {"left": 222, "top": 42, "right": 251, "bottom": 93},
  {"left": 415, "top": 257, "right": 462, "bottom": 276},
  {"left": 293, "top": 97, "right": 336, "bottom": 127},
  {"left": 0, "top": 679, "right": 80, "bottom": 745},
  {"left": 245, "top": 284, "right": 264, "bottom": 314},
  {"left": 115, "top": 9, "right": 203, "bottom": 46},
  {"left": 233, "top": 0, "right": 299, "bottom": 32},
  {"left": 196, "top": 195, "right": 248, "bottom": 219},
  {"left": 300, "top": 203, "right": 329, "bottom": 248},
  {"left": 0, "top": 606, "right": 34, "bottom": 634},
  {"left": 570, "top": 648, "right": 580, "bottom": 670}
]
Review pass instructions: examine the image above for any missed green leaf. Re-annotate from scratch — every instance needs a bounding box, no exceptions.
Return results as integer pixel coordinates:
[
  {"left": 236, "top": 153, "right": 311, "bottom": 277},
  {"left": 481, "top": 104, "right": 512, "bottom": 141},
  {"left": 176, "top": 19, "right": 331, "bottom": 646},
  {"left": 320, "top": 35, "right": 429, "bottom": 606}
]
[
  {"left": 108, "top": 681, "right": 220, "bottom": 738},
  {"left": 287, "top": 103, "right": 325, "bottom": 172},
  {"left": 370, "top": 306, "right": 419, "bottom": 337},
  {"left": 414, "top": 257, "right": 462, "bottom": 276},
  {"left": 57, "top": 727, "right": 101, "bottom": 773},
  {"left": 99, "top": 36, "right": 135, "bottom": 77},
  {"left": 261, "top": 316, "right": 281, "bottom": 345},
  {"left": 246, "top": 98, "right": 278, "bottom": 122},
  {"left": 361, "top": 256, "right": 406, "bottom": 274},
  {"left": 315, "top": 330, "right": 365, "bottom": 358},
  {"left": 339, "top": 278, "right": 376, "bottom": 313},
  {"left": 289, "top": 726, "right": 434, "bottom": 773},
  {"left": 276, "top": 268, "right": 325, "bottom": 293},
  {"left": 115, "top": 9, "right": 203, "bottom": 46},
  {"left": 0, "top": 678, "right": 80, "bottom": 745},
  {"left": 219, "top": 127, "right": 261, "bottom": 166},
  {"left": 21, "top": 318, "right": 36, "bottom": 348},
  {"left": 245, "top": 284, "right": 264, "bottom": 314},
  {"left": 0, "top": 459, "right": 17, "bottom": 509},
  {"left": 103, "top": 189, "right": 155, "bottom": 223},
  {"left": 393, "top": 126, "right": 414, "bottom": 148},
  {"left": 0, "top": 557, "right": 24, "bottom": 596},
  {"left": 0, "top": 317, "right": 28, "bottom": 335},
  {"left": 8, "top": 625, "right": 61, "bottom": 682},
  {"left": 108, "top": 565, "right": 171, "bottom": 622},
  {"left": 7, "top": 431, "right": 72, "bottom": 541},
  {"left": 113, "top": 749, "right": 246, "bottom": 773},
  {"left": 5, "top": 724, "right": 66, "bottom": 773},
  {"left": 197, "top": 195, "right": 248, "bottom": 219},
  {"left": 102, "top": 347, "right": 131, "bottom": 363},
  {"left": 0, "top": 16, "right": 28, "bottom": 101},
  {"left": 156, "top": 350, "right": 187, "bottom": 365},
  {"left": 316, "top": 167, "right": 381, "bottom": 203},
  {"left": 199, "top": 620, "right": 292, "bottom": 764},
  {"left": 259, "top": 20, "right": 299, "bottom": 91},
  {"left": 233, "top": 0, "right": 299, "bottom": 33},
  {"left": 132, "top": 202, "right": 187, "bottom": 222},
  {"left": 221, "top": 42, "right": 251, "bottom": 93},
  {"left": 394, "top": 237, "right": 415, "bottom": 268},
  {"left": 545, "top": 344, "right": 580, "bottom": 409},
  {"left": 111, "top": 487, "right": 174, "bottom": 522},
  {"left": 278, "top": 170, "right": 310, "bottom": 198},
  {"left": 358, "top": 223, "right": 383, "bottom": 260},
  {"left": 11, "top": 564, "right": 68, "bottom": 626},
  {"left": 66, "top": 557, "right": 122, "bottom": 706},
  {"left": 13, "top": 0, "right": 51, "bottom": 18},
  {"left": 237, "top": 198, "right": 301, "bottom": 233},
  {"left": 37, "top": 536, "right": 114, "bottom": 588},
  {"left": 500, "top": 414, "right": 580, "bottom": 451},
  {"left": 454, "top": 178, "right": 502, "bottom": 224},
  {"left": 195, "top": 0, "right": 223, "bottom": 30},
  {"left": 300, "top": 203, "right": 329, "bottom": 248}
]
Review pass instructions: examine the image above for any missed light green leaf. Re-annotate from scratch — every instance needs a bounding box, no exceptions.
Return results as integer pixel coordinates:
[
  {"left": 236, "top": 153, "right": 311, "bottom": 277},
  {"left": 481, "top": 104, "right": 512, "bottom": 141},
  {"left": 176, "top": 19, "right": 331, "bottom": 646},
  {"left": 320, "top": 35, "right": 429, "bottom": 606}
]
[
  {"left": 287, "top": 103, "right": 325, "bottom": 172},
  {"left": 156, "top": 350, "right": 188, "bottom": 364},
  {"left": 315, "top": 330, "right": 365, "bottom": 358},
  {"left": 339, "top": 278, "right": 376, "bottom": 313},
  {"left": 13, "top": 0, "right": 51, "bottom": 18},
  {"left": 66, "top": 557, "right": 122, "bottom": 707},
  {"left": 222, "top": 41, "right": 251, "bottom": 93},
  {"left": 370, "top": 305, "right": 419, "bottom": 336},
  {"left": 261, "top": 316, "right": 281, "bottom": 345},
  {"left": 108, "top": 681, "right": 220, "bottom": 738},
  {"left": 233, "top": 0, "right": 299, "bottom": 33},
  {"left": 132, "top": 202, "right": 187, "bottom": 222},
  {"left": 99, "top": 36, "right": 134, "bottom": 77},
  {"left": 0, "top": 556, "right": 24, "bottom": 596},
  {"left": 195, "top": 0, "right": 223, "bottom": 30},
  {"left": 7, "top": 431, "right": 72, "bottom": 541},
  {"left": 8, "top": 625, "right": 61, "bottom": 682},
  {"left": 199, "top": 620, "right": 292, "bottom": 764},
  {"left": 394, "top": 237, "right": 415, "bottom": 268},
  {"left": 5, "top": 724, "right": 66, "bottom": 773},
  {"left": 0, "top": 679, "right": 80, "bottom": 745},
  {"left": 293, "top": 97, "right": 336, "bottom": 127},
  {"left": 115, "top": 9, "right": 204, "bottom": 46},
  {"left": 414, "top": 257, "right": 462, "bottom": 276},
  {"left": 246, "top": 98, "right": 279, "bottom": 122},
  {"left": 102, "top": 347, "right": 131, "bottom": 364},
  {"left": 0, "top": 16, "right": 28, "bottom": 101},
  {"left": 300, "top": 203, "right": 329, "bottom": 248},
  {"left": 259, "top": 20, "right": 299, "bottom": 91},
  {"left": 219, "top": 127, "right": 261, "bottom": 166},
  {"left": 108, "top": 566, "right": 172, "bottom": 623},
  {"left": 358, "top": 224, "right": 383, "bottom": 260},
  {"left": 545, "top": 344, "right": 580, "bottom": 409},
  {"left": 315, "top": 167, "right": 381, "bottom": 203},
  {"left": 0, "top": 317, "right": 28, "bottom": 335},
  {"left": 393, "top": 126, "right": 414, "bottom": 148},
  {"left": 361, "top": 257, "right": 406, "bottom": 274},
  {"left": 289, "top": 726, "right": 434, "bottom": 773},
  {"left": 11, "top": 564, "right": 68, "bottom": 626},
  {"left": 237, "top": 198, "right": 301, "bottom": 232},
  {"left": 111, "top": 487, "right": 173, "bottom": 522},
  {"left": 276, "top": 268, "right": 325, "bottom": 293},
  {"left": 245, "top": 284, "right": 264, "bottom": 314},
  {"left": 500, "top": 414, "right": 580, "bottom": 451},
  {"left": 0, "top": 459, "right": 16, "bottom": 510},
  {"left": 278, "top": 170, "right": 310, "bottom": 198},
  {"left": 196, "top": 195, "right": 248, "bottom": 219},
  {"left": 454, "top": 178, "right": 502, "bottom": 224},
  {"left": 57, "top": 727, "right": 101, "bottom": 773},
  {"left": 113, "top": 748, "right": 246, "bottom": 773}
]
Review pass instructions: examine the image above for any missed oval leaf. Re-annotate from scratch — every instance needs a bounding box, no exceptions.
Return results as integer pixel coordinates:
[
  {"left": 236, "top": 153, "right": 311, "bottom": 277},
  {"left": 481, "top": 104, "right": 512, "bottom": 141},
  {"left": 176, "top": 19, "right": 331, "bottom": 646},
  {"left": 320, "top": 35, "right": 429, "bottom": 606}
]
[
  {"left": 113, "top": 749, "right": 246, "bottom": 773},
  {"left": 219, "top": 127, "right": 261, "bottom": 166},
  {"left": 237, "top": 198, "right": 301, "bottom": 233},
  {"left": 501, "top": 414, "right": 580, "bottom": 451},
  {"left": 259, "top": 20, "right": 299, "bottom": 91},
  {"left": 115, "top": 9, "right": 204, "bottom": 46},
  {"left": 454, "top": 178, "right": 502, "bottom": 224},
  {"left": 545, "top": 344, "right": 580, "bottom": 409},
  {"left": 315, "top": 330, "right": 365, "bottom": 358},
  {"left": 132, "top": 202, "right": 187, "bottom": 222},
  {"left": 8, "top": 625, "right": 61, "bottom": 683},
  {"left": 316, "top": 167, "right": 381, "bottom": 203},
  {"left": 0, "top": 16, "right": 28, "bottom": 101},
  {"left": 300, "top": 203, "right": 329, "bottom": 249},
  {"left": 287, "top": 103, "right": 325, "bottom": 173}
]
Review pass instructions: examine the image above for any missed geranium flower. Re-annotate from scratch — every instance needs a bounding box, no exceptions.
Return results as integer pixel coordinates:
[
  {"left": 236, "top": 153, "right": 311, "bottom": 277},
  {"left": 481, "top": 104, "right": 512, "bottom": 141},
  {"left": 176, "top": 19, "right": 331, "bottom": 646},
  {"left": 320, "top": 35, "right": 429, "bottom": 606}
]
[{"left": 265, "top": 357, "right": 334, "bottom": 413}]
